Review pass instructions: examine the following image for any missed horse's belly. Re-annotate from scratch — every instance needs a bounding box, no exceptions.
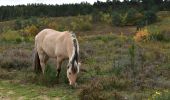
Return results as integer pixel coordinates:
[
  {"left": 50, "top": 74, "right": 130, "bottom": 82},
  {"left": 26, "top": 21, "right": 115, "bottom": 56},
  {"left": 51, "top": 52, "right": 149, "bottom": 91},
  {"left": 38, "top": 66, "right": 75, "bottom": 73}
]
[
  {"left": 42, "top": 41, "right": 56, "bottom": 58},
  {"left": 54, "top": 46, "right": 68, "bottom": 58}
]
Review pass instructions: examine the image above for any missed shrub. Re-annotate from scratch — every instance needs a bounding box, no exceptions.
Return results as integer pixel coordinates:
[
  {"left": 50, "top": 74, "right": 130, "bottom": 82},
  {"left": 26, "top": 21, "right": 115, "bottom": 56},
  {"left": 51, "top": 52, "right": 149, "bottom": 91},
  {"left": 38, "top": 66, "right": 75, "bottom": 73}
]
[
  {"left": 149, "top": 26, "right": 167, "bottom": 41},
  {"left": 91, "top": 9, "right": 102, "bottom": 23},
  {"left": 48, "top": 22, "right": 58, "bottom": 30},
  {"left": 79, "top": 77, "right": 127, "bottom": 100},
  {"left": 143, "top": 10, "right": 157, "bottom": 25},
  {"left": 134, "top": 26, "right": 166, "bottom": 42},
  {"left": 92, "top": 10, "right": 112, "bottom": 24},
  {"left": 44, "top": 64, "right": 58, "bottom": 86},
  {"left": 0, "top": 49, "right": 32, "bottom": 69},
  {"left": 112, "top": 9, "right": 141, "bottom": 26},
  {"left": 24, "top": 25, "right": 39, "bottom": 36},
  {"left": 0, "top": 30, "right": 23, "bottom": 42},
  {"left": 112, "top": 12, "right": 122, "bottom": 26},
  {"left": 127, "top": 8, "right": 143, "bottom": 25},
  {"left": 71, "top": 16, "right": 92, "bottom": 31},
  {"left": 128, "top": 40, "right": 136, "bottom": 76},
  {"left": 149, "top": 90, "right": 170, "bottom": 100},
  {"left": 100, "top": 13, "right": 112, "bottom": 24},
  {"left": 57, "top": 25, "right": 67, "bottom": 31},
  {"left": 79, "top": 79, "right": 106, "bottom": 100},
  {"left": 14, "top": 19, "right": 22, "bottom": 30}
]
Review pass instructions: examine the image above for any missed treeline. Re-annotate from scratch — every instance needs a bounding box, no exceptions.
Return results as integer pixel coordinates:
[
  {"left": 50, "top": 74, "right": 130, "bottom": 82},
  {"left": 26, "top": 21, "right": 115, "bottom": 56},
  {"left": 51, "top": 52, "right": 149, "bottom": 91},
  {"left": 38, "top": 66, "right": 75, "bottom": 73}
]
[{"left": 0, "top": 0, "right": 170, "bottom": 21}]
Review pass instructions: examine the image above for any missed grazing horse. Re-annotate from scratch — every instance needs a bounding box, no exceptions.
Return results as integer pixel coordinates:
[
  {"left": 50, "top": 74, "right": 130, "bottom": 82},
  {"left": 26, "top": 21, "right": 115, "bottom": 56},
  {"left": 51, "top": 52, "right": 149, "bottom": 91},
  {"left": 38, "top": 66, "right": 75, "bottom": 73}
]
[{"left": 34, "top": 29, "right": 81, "bottom": 86}]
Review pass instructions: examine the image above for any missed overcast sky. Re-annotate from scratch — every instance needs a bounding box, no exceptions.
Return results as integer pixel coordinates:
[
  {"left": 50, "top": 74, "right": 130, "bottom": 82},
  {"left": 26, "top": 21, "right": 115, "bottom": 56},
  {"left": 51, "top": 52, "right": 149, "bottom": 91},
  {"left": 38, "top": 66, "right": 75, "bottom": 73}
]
[{"left": 0, "top": 0, "right": 107, "bottom": 6}]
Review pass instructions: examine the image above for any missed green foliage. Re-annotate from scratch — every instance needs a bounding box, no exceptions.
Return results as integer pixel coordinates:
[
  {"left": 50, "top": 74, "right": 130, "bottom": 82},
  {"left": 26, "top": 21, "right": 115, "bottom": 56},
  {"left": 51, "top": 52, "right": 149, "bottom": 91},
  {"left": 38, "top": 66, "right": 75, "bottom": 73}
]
[
  {"left": 44, "top": 64, "right": 57, "bottom": 86},
  {"left": 143, "top": 10, "right": 157, "bottom": 24},
  {"left": 92, "top": 11, "right": 112, "bottom": 24},
  {"left": 112, "top": 11, "right": 122, "bottom": 26},
  {"left": 112, "top": 9, "right": 141, "bottom": 26},
  {"left": 112, "top": 60, "right": 124, "bottom": 76},
  {"left": 100, "top": 13, "right": 112, "bottom": 24},
  {"left": 147, "top": 26, "right": 165, "bottom": 41},
  {"left": 150, "top": 90, "right": 170, "bottom": 100},
  {"left": 14, "top": 19, "right": 22, "bottom": 30},
  {"left": 128, "top": 40, "right": 136, "bottom": 75},
  {"left": 0, "top": 30, "right": 23, "bottom": 43},
  {"left": 57, "top": 25, "right": 67, "bottom": 32},
  {"left": 71, "top": 16, "right": 92, "bottom": 31},
  {"left": 91, "top": 10, "right": 102, "bottom": 23}
]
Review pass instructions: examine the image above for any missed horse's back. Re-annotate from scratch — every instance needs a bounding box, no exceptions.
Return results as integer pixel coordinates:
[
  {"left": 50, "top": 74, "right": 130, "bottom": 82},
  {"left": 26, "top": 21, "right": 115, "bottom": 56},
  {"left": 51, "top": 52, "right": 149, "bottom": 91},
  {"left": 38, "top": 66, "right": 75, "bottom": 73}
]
[
  {"left": 35, "top": 29, "right": 71, "bottom": 58},
  {"left": 36, "top": 29, "right": 61, "bottom": 40}
]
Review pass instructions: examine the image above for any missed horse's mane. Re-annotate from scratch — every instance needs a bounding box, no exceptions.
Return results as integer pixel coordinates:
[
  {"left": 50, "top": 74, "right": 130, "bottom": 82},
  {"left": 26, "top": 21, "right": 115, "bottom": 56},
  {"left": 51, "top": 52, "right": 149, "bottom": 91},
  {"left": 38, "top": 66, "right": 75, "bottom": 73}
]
[{"left": 70, "top": 32, "right": 79, "bottom": 73}]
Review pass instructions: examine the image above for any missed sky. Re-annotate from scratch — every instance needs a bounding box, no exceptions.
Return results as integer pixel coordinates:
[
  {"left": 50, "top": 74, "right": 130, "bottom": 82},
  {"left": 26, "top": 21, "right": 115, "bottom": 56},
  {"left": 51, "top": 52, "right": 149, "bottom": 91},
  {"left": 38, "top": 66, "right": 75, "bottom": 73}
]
[{"left": 0, "top": 0, "right": 107, "bottom": 6}]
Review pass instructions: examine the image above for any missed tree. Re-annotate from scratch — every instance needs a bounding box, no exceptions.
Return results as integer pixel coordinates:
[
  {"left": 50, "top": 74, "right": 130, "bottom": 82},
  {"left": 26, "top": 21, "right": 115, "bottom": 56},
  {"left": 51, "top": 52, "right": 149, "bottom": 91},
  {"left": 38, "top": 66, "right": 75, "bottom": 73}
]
[{"left": 142, "top": 0, "right": 156, "bottom": 10}]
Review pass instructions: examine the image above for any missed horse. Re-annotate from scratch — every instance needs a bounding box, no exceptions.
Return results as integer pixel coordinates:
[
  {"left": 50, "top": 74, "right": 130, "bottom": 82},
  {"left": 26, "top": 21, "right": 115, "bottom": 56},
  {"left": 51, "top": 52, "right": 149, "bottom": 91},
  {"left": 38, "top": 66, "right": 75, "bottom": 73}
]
[{"left": 34, "top": 29, "right": 81, "bottom": 86}]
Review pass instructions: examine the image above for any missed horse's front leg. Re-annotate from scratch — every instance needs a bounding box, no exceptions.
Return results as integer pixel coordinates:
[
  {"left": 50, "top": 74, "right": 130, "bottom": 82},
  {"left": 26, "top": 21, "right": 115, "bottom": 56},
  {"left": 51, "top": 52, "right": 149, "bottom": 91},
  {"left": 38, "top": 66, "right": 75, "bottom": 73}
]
[{"left": 56, "top": 57, "right": 63, "bottom": 78}]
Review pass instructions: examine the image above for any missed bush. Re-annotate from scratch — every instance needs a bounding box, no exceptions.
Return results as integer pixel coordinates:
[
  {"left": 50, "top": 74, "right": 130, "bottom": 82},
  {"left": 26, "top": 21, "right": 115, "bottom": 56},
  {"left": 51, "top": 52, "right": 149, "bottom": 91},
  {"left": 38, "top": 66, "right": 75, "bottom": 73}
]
[
  {"left": 92, "top": 10, "right": 112, "bottom": 24},
  {"left": 112, "top": 11, "right": 122, "bottom": 26},
  {"left": 71, "top": 16, "right": 92, "bottom": 31},
  {"left": 44, "top": 64, "right": 58, "bottom": 86},
  {"left": 0, "top": 30, "right": 23, "bottom": 42},
  {"left": 91, "top": 9, "right": 102, "bottom": 23},
  {"left": 101, "top": 13, "right": 112, "bottom": 24},
  {"left": 14, "top": 19, "right": 22, "bottom": 30},
  {"left": 79, "top": 77, "right": 127, "bottom": 100},
  {"left": 24, "top": 25, "right": 39, "bottom": 36},
  {"left": 134, "top": 26, "right": 166, "bottom": 42},
  {"left": 149, "top": 90, "right": 170, "bottom": 100},
  {"left": 127, "top": 8, "right": 143, "bottom": 25},
  {"left": 148, "top": 26, "right": 165, "bottom": 41},
  {"left": 48, "top": 22, "right": 58, "bottom": 30},
  {"left": 0, "top": 49, "right": 32, "bottom": 69},
  {"left": 79, "top": 79, "right": 106, "bottom": 100},
  {"left": 143, "top": 10, "right": 157, "bottom": 24},
  {"left": 112, "top": 9, "right": 141, "bottom": 26}
]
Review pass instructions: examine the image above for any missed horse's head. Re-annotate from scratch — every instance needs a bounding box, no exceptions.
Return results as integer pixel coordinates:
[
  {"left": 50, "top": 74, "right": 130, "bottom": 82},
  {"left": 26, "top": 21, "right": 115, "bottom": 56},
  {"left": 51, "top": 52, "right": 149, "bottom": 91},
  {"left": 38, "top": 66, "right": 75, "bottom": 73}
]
[{"left": 67, "top": 62, "right": 81, "bottom": 86}]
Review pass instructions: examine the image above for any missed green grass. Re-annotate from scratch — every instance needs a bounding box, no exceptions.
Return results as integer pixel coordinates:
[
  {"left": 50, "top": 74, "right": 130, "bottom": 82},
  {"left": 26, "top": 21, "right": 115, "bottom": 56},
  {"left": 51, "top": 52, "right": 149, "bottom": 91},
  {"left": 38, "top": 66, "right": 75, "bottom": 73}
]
[{"left": 0, "top": 80, "right": 77, "bottom": 100}]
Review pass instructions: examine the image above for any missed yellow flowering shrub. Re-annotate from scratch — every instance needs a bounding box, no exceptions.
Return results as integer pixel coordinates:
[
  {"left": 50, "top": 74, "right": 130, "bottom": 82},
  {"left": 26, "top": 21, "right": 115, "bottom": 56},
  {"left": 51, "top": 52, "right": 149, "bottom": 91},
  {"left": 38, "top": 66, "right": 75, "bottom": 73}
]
[
  {"left": 134, "top": 28, "right": 149, "bottom": 42},
  {"left": 24, "top": 25, "right": 39, "bottom": 36}
]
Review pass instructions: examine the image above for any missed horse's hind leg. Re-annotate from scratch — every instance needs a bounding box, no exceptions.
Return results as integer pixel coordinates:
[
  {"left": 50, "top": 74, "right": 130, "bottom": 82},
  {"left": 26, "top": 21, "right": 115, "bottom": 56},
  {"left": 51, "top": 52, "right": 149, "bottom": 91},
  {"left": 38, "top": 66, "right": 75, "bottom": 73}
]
[{"left": 39, "top": 52, "right": 48, "bottom": 74}]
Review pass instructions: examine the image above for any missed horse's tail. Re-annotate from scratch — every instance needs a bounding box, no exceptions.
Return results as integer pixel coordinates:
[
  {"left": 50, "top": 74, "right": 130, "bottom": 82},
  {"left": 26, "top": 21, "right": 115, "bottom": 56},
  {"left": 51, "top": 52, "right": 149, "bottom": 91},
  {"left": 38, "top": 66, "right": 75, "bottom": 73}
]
[{"left": 34, "top": 49, "right": 42, "bottom": 74}]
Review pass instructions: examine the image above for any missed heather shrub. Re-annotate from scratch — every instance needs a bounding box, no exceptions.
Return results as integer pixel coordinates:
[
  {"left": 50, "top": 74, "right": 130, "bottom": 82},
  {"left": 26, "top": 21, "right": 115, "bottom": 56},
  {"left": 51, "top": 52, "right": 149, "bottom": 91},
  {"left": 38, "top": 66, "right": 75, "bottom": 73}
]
[
  {"left": 0, "top": 49, "right": 32, "bottom": 69},
  {"left": 79, "top": 77, "right": 127, "bottom": 100}
]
